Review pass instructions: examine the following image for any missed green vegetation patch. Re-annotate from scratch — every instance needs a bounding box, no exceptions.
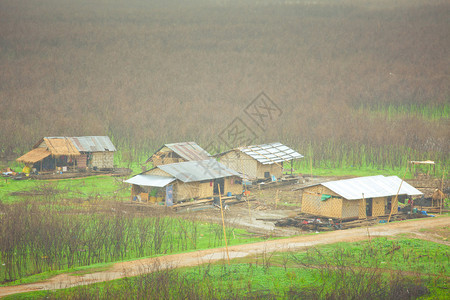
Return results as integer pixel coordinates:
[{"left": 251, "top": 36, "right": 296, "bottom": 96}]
[
  {"left": 0, "top": 201, "right": 266, "bottom": 284},
  {"left": 0, "top": 175, "right": 130, "bottom": 204},
  {"left": 9, "top": 237, "right": 448, "bottom": 299}
]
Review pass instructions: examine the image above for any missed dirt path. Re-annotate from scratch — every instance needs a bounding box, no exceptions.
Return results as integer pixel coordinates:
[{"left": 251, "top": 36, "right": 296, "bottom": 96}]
[{"left": 1, "top": 216, "right": 448, "bottom": 297}]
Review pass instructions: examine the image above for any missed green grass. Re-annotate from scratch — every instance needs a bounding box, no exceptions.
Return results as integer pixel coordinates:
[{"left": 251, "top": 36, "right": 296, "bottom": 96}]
[
  {"left": 294, "top": 164, "right": 413, "bottom": 178},
  {"left": 290, "top": 238, "right": 450, "bottom": 277},
  {"left": 0, "top": 149, "right": 150, "bottom": 204},
  {"left": 0, "top": 207, "right": 269, "bottom": 285},
  {"left": 356, "top": 103, "right": 450, "bottom": 121},
  {"left": 0, "top": 262, "right": 114, "bottom": 287},
  {"left": 0, "top": 175, "right": 130, "bottom": 204},
  {"left": 8, "top": 237, "right": 448, "bottom": 299}
]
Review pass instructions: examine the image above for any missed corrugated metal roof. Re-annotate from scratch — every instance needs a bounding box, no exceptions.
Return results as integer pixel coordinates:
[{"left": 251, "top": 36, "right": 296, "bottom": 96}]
[
  {"left": 158, "top": 159, "right": 240, "bottom": 183},
  {"left": 240, "top": 142, "right": 303, "bottom": 164},
  {"left": 322, "top": 175, "right": 423, "bottom": 200},
  {"left": 69, "top": 136, "right": 116, "bottom": 152},
  {"left": 125, "top": 175, "right": 175, "bottom": 187},
  {"left": 165, "top": 142, "right": 211, "bottom": 161}
]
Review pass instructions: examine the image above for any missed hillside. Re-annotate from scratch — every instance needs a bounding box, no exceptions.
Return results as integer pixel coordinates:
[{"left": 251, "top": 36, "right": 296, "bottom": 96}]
[{"left": 0, "top": 0, "right": 448, "bottom": 167}]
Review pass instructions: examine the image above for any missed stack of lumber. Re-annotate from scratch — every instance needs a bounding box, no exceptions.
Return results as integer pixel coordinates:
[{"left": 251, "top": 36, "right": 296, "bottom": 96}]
[
  {"left": 173, "top": 197, "right": 257, "bottom": 212},
  {"left": 275, "top": 212, "right": 433, "bottom": 231}
]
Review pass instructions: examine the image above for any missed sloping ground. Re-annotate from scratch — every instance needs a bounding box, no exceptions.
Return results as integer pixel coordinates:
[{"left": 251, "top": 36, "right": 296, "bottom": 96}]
[{"left": 0, "top": 216, "right": 448, "bottom": 297}]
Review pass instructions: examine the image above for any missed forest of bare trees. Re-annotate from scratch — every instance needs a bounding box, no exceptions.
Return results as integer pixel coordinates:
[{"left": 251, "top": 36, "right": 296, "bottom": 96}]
[{"left": 0, "top": 0, "right": 448, "bottom": 168}]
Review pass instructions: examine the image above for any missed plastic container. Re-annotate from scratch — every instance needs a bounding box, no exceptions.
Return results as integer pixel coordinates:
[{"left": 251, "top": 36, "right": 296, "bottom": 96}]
[{"left": 227, "top": 192, "right": 232, "bottom": 197}]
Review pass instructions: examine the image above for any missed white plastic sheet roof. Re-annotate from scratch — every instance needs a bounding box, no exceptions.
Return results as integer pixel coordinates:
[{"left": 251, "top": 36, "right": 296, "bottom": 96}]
[
  {"left": 125, "top": 175, "right": 175, "bottom": 187},
  {"left": 158, "top": 159, "right": 240, "bottom": 183},
  {"left": 240, "top": 142, "right": 303, "bottom": 165},
  {"left": 322, "top": 175, "right": 423, "bottom": 200}
]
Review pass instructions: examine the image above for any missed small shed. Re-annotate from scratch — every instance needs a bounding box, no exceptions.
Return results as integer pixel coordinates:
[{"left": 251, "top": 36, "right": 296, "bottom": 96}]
[
  {"left": 216, "top": 142, "right": 303, "bottom": 181},
  {"left": 125, "top": 159, "right": 242, "bottom": 204},
  {"left": 300, "top": 175, "right": 423, "bottom": 220},
  {"left": 144, "top": 142, "right": 211, "bottom": 167},
  {"left": 16, "top": 136, "right": 116, "bottom": 171}
]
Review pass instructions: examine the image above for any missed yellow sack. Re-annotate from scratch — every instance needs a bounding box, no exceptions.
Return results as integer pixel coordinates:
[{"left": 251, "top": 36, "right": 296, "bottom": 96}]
[{"left": 23, "top": 166, "right": 31, "bottom": 174}]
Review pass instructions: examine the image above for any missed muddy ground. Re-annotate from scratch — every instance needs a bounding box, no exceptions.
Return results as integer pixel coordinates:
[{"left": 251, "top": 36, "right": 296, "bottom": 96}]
[{"left": 176, "top": 175, "right": 448, "bottom": 237}]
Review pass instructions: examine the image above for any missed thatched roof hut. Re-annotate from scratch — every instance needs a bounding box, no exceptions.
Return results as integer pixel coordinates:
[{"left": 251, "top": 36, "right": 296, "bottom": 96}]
[{"left": 17, "top": 136, "right": 116, "bottom": 171}]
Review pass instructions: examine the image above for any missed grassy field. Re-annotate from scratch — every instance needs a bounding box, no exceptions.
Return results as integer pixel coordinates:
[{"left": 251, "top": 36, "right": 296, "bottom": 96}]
[
  {"left": 7, "top": 237, "right": 448, "bottom": 299},
  {"left": 0, "top": 197, "right": 270, "bottom": 285}
]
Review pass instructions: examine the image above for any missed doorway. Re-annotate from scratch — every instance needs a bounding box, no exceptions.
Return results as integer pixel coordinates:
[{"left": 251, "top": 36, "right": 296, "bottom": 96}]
[
  {"left": 213, "top": 178, "right": 224, "bottom": 195},
  {"left": 366, "top": 198, "right": 373, "bottom": 217}
]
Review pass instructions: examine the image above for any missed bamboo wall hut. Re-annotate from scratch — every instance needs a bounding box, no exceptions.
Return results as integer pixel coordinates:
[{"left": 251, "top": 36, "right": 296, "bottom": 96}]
[
  {"left": 125, "top": 159, "right": 242, "bottom": 204},
  {"left": 216, "top": 142, "right": 303, "bottom": 181},
  {"left": 16, "top": 136, "right": 116, "bottom": 171},
  {"left": 144, "top": 142, "right": 211, "bottom": 167},
  {"left": 300, "top": 175, "right": 423, "bottom": 220}
]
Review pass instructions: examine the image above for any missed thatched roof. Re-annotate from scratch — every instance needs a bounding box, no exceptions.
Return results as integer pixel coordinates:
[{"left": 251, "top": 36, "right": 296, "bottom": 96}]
[
  {"left": 17, "top": 136, "right": 115, "bottom": 164},
  {"left": 432, "top": 189, "right": 446, "bottom": 200},
  {"left": 16, "top": 148, "right": 51, "bottom": 163},
  {"left": 43, "top": 137, "right": 80, "bottom": 156}
]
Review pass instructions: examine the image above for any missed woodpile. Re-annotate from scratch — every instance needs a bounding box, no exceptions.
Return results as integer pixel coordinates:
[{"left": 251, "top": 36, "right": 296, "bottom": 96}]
[
  {"left": 257, "top": 176, "right": 301, "bottom": 190},
  {"left": 172, "top": 197, "right": 257, "bottom": 212},
  {"left": 275, "top": 212, "right": 433, "bottom": 231}
]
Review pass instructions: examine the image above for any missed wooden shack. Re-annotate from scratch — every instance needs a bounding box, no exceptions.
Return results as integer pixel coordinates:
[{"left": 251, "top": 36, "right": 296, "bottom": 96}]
[
  {"left": 16, "top": 136, "right": 116, "bottom": 171},
  {"left": 144, "top": 142, "right": 211, "bottom": 167},
  {"left": 216, "top": 142, "right": 303, "bottom": 181},
  {"left": 126, "top": 159, "right": 242, "bottom": 204},
  {"left": 300, "top": 175, "right": 423, "bottom": 220}
]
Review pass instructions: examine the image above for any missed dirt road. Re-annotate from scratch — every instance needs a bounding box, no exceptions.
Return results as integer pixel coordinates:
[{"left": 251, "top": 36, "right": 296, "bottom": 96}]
[{"left": 1, "top": 216, "right": 448, "bottom": 297}]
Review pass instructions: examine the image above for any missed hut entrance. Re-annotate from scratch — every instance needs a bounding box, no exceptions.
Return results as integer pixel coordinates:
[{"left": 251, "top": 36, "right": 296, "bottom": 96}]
[
  {"left": 213, "top": 178, "right": 224, "bottom": 195},
  {"left": 385, "top": 196, "right": 392, "bottom": 214},
  {"left": 366, "top": 198, "right": 373, "bottom": 217}
]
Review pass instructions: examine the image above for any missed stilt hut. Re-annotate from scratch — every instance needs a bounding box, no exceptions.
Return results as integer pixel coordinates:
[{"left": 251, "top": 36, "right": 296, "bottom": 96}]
[
  {"left": 125, "top": 159, "right": 242, "bottom": 205},
  {"left": 216, "top": 142, "right": 303, "bottom": 181},
  {"left": 299, "top": 175, "right": 423, "bottom": 220}
]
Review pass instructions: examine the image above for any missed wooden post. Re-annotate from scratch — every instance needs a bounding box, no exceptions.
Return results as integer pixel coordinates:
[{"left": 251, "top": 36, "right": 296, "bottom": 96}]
[
  {"left": 275, "top": 190, "right": 279, "bottom": 209},
  {"left": 362, "top": 193, "right": 367, "bottom": 219},
  {"left": 388, "top": 163, "right": 408, "bottom": 223},
  {"left": 440, "top": 168, "right": 445, "bottom": 215},
  {"left": 218, "top": 185, "right": 230, "bottom": 265}
]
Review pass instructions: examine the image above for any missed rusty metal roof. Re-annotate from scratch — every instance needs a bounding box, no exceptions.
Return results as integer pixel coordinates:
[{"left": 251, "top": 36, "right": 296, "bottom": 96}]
[
  {"left": 68, "top": 136, "right": 116, "bottom": 152},
  {"left": 165, "top": 142, "right": 211, "bottom": 161},
  {"left": 240, "top": 142, "right": 303, "bottom": 165},
  {"left": 158, "top": 159, "right": 240, "bottom": 183}
]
